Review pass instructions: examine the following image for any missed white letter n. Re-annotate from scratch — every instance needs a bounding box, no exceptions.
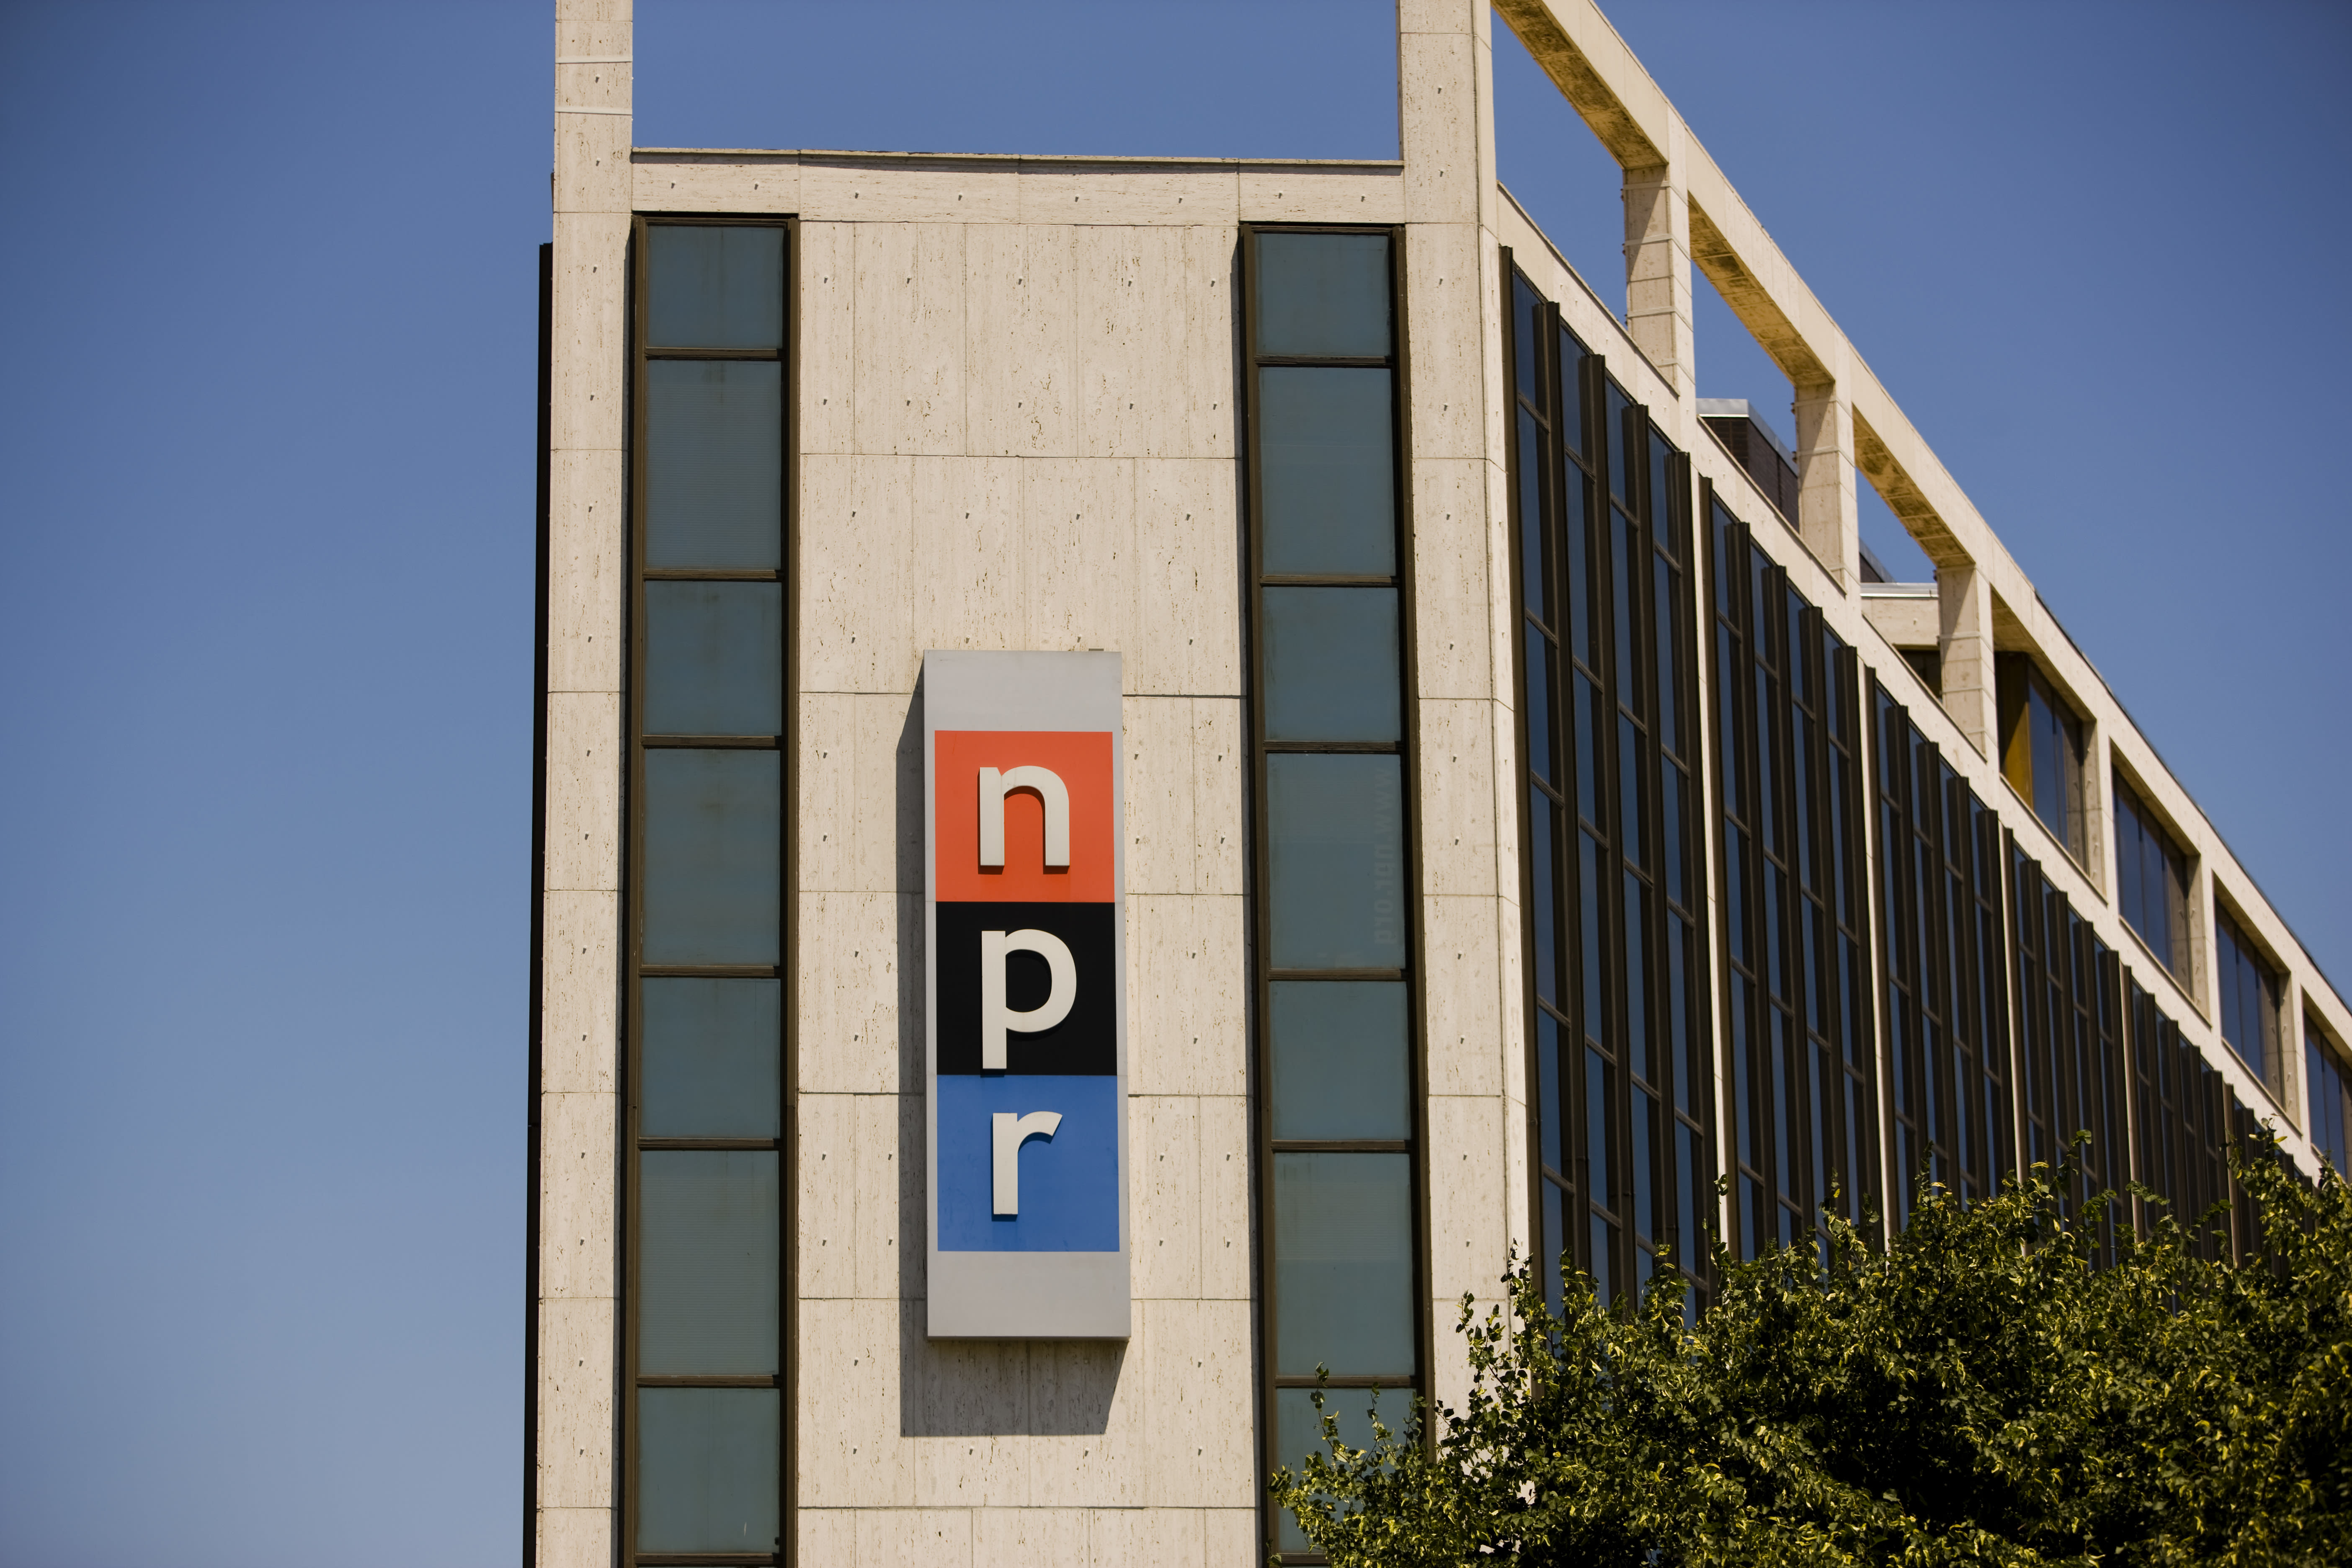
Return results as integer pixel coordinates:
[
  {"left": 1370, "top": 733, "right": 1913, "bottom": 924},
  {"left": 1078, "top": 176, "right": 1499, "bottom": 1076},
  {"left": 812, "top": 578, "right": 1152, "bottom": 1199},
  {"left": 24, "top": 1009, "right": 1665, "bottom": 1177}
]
[{"left": 979, "top": 765, "right": 1070, "bottom": 870}]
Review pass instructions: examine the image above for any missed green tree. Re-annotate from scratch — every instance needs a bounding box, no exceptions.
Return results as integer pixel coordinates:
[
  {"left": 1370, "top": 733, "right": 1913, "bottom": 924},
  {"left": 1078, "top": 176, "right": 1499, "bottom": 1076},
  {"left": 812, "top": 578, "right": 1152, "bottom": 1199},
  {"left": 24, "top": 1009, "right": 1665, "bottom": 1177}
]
[{"left": 1273, "top": 1152, "right": 2352, "bottom": 1566}]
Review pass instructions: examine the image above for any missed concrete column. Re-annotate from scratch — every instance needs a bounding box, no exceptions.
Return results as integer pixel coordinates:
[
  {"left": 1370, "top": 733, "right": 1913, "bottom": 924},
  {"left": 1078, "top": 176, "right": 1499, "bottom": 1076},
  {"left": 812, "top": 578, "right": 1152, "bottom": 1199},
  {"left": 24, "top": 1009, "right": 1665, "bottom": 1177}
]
[
  {"left": 1792, "top": 369, "right": 1858, "bottom": 591},
  {"left": 1622, "top": 123, "right": 1694, "bottom": 416},
  {"left": 541, "top": 3, "right": 629, "bottom": 1565},
  {"left": 1397, "top": 0, "right": 1526, "bottom": 1425},
  {"left": 1936, "top": 561, "right": 1996, "bottom": 759}
]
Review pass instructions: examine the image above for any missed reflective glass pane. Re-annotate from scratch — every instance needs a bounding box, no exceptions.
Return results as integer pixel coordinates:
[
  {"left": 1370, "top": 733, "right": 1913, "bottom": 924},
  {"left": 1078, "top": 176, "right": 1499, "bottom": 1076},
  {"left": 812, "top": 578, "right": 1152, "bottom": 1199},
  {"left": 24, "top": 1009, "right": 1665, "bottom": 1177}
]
[
  {"left": 1529, "top": 789, "right": 1558, "bottom": 1005},
  {"left": 1518, "top": 410, "right": 1549, "bottom": 622},
  {"left": 642, "top": 978, "right": 781, "bottom": 1139},
  {"left": 1275, "top": 1386, "right": 1397, "bottom": 1552},
  {"left": 1270, "top": 981, "right": 1411, "bottom": 1140},
  {"left": 1606, "top": 383, "right": 1633, "bottom": 505},
  {"left": 1558, "top": 328, "right": 1587, "bottom": 458},
  {"left": 647, "top": 225, "right": 784, "bottom": 350},
  {"left": 639, "top": 1151, "right": 779, "bottom": 1375},
  {"left": 1258, "top": 367, "right": 1395, "bottom": 576},
  {"left": 1524, "top": 625, "right": 1555, "bottom": 785},
  {"left": 1263, "top": 586, "right": 1401, "bottom": 742},
  {"left": 644, "top": 581, "right": 783, "bottom": 736},
  {"left": 642, "top": 750, "right": 781, "bottom": 965},
  {"left": 1537, "top": 1011, "right": 1563, "bottom": 1175},
  {"left": 1513, "top": 278, "right": 1541, "bottom": 403},
  {"left": 1257, "top": 232, "right": 1390, "bottom": 358},
  {"left": 636, "top": 1387, "right": 780, "bottom": 1553},
  {"left": 646, "top": 361, "right": 782, "bottom": 568},
  {"left": 1267, "top": 754, "right": 1406, "bottom": 970},
  {"left": 1274, "top": 1151, "right": 1414, "bottom": 1375}
]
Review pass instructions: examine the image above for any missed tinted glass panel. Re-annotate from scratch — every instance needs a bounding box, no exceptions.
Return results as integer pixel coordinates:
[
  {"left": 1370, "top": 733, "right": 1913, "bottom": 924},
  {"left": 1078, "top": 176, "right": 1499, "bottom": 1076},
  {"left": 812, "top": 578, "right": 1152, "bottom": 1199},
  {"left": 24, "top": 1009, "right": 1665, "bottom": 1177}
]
[
  {"left": 1557, "top": 328, "right": 1587, "bottom": 459},
  {"left": 635, "top": 1388, "right": 781, "bottom": 1554},
  {"left": 641, "top": 978, "right": 781, "bottom": 1139},
  {"left": 1256, "top": 232, "right": 1390, "bottom": 358},
  {"left": 647, "top": 225, "right": 783, "bottom": 350},
  {"left": 644, "top": 581, "right": 784, "bottom": 736},
  {"left": 1262, "top": 586, "right": 1401, "bottom": 742},
  {"left": 1258, "top": 367, "right": 1396, "bottom": 576},
  {"left": 638, "top": 1151, "right": 780, "bottom": 1375},
  {"left": 1266, "top": 754, "right": 1406, "bottom": 970},
  {"left": 642, "top": 750, "right": 781, "bottom": 965},
  {"left": 1275, "top": 1388, "right": 1393, "bottom": 1552},
  {"left": 1273, "top": 1151, "right": 1414, "bottom": 1374},
  {"left": 646, "top": 361, "right": 783, "bottom": 568},
  {"left": 1269, "top": 981, "right": 1411, "bottom": 1140}
]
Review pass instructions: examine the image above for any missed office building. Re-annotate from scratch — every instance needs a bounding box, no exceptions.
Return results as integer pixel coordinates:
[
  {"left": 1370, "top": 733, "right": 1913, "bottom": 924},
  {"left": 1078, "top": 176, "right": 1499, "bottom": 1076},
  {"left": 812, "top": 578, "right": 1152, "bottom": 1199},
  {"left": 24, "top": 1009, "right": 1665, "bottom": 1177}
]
[{"left": 527, "top": 3, "right": 2352, "bottom": 1562}]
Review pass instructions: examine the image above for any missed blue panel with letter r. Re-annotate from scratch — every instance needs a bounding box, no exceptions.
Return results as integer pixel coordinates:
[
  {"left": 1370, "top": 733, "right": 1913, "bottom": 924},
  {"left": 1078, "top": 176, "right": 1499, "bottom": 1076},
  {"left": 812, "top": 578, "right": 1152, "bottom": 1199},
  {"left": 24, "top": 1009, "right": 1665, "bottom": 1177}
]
[{"left": 937, "top": 1075, "right": 1119, "bottom": 1251}]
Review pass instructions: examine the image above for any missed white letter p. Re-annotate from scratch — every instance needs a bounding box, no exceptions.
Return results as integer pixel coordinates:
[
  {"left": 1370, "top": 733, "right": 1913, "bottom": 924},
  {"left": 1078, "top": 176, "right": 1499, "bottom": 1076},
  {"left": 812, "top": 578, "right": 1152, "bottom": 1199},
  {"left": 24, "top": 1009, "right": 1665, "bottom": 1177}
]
[{"left": 979, "top": 929, "right": 1076, "bottom": 1071}]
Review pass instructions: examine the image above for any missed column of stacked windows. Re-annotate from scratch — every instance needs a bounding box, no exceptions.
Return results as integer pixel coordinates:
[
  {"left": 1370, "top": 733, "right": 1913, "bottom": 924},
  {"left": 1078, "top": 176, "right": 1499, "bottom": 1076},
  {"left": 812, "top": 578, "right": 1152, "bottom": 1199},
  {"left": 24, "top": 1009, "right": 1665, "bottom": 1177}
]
[
  {"left": 1244, "top": 228, "right": 1422, "bottom": 1565},
  {"left": 2009, "top": 845, "right": 2128, "bottom": 1263},
  {"left": 2129, "top": 977, "right": 2257, "bottom": 1260},
  {"left": 625, "top": 221, "right": 789, "bottom": 1567},
  {"left": 1505, "top": 268, "right": 1712, "bottom": 1315},
  {"left": 1872, "top": 686, "right": 2013, "bottom": 1225},
  {"left": 1713, "top": 511, "right": 1877, "bottom": 1259},
  {"left": 2308, "top": 1026, "right": 2351, "bottom": 1176}
]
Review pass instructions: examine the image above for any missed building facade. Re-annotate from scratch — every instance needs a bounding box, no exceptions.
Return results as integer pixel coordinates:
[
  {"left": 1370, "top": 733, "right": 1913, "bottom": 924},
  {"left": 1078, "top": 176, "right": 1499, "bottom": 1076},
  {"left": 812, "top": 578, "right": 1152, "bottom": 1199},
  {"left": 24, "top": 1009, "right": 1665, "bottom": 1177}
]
[{"left": 528, "top": 3, "right": 2352, "bottom": 1563}]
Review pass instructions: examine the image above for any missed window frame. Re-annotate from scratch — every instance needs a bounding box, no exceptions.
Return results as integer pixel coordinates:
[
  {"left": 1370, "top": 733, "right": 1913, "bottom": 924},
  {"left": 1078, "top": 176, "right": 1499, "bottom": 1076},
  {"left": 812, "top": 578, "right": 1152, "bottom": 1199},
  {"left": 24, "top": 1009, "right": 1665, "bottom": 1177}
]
[
  {"left": 1241, "top": 222, "right": 1428, "bottom": 1568},
  {"left": 621, "top": 213, "right": 797, "bottom": 1568}
]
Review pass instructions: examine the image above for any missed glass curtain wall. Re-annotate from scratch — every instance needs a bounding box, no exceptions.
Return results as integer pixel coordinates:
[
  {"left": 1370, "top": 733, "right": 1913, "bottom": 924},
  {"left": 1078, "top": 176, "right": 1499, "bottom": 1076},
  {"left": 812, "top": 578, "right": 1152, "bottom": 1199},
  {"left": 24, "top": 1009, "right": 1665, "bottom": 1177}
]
[
  {"left": 1714, "top": 508, "right": 1876, "bottom": 1259},
  {"left": 1505, "top": 266, "right": 1713, "bottom": 1315},
  {"left": 2010, "top": 845, "right": 2128, "bottom": 1264},
  {"left": 2215, "top": 909, "right": 2282, "bottom": 1093},
  {"left": 626, "top": 220, "right": 789, "bottom": 1567},
  {"left": 1872, "top": 686, "right": 2014, "bottom": 1225},
  {"left": 1244, "top": 227, "right": 1422, "bottom": 1565},
  {"left": 2113, "top": 777, "right": 2191, "bottom": 978},
  {"left": 2129, "top": 977, "right": 2256, "bottom": 1260}
]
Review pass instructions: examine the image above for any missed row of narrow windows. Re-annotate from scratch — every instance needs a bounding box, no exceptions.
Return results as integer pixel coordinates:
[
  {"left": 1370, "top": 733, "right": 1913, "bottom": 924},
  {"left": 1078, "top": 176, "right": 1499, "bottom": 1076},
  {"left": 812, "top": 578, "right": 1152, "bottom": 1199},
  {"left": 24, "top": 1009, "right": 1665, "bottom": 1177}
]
[{"left": 568, "top": 221, "right": 2343, "bottom": 1567}]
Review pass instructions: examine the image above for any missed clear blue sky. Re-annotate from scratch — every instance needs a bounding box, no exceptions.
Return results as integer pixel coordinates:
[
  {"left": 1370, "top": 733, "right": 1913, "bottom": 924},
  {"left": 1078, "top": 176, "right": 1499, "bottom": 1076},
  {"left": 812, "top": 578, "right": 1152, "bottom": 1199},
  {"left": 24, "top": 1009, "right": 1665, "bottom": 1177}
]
[{"left": 0, "top": 3, "right": 2343, "bottom": 1563}]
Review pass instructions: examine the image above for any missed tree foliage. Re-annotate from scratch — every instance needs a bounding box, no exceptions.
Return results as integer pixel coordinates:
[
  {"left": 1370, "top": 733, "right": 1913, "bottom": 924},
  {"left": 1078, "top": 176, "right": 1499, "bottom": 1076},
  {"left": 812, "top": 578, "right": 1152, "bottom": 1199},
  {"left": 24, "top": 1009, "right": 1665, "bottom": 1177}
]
[{"left": 1273, "top": 1153, "right": 2352, "bottom": 1565}]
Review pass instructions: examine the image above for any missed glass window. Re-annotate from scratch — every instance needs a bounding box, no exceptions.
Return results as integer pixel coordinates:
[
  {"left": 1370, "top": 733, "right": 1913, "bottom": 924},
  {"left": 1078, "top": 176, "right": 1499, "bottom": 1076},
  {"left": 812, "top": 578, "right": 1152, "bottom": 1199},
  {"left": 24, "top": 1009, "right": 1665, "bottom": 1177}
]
[
  {"left": 2216, "top": 912, "right": 2278, "bottom": 1087},
  {"left": 1274, "top": 1388, "right": 1392, "bottom": 1552},
  {"left": 1257, "top": 367, "right": 1397, "bottom": 576},
  {"left": 641, "top": 750, "right": 782, "bottom": 966},
  {"left": 2115, "top": 779, "right": 2190, "bottom": 976},
  {"left": 2307, "top": 1029, "right": 2349, "bottom": 1175},
  {"left": 634, "top": 1388, "right": 781, "bottom": 1554},
  {"left": 1273, "top": 1151, "right": 1416, "bottom": 1374},
  {"left": 1266, "top": 754, "right": 1406, "bottom": 971},
  {"left": 1256, "top": 232, "right": 1391, "bottom": 358},
  {"left": 638, "top": 1151, "right": 781, "bottom": 1375},
  {"left": 1269, "top": 981, "right": 1412, "bottom": 1140},
  {"left": 1262, "top": 586, "right": 1401, "bottom": 742},
  {"left": 641, "top": 978, "right": 782, "bottom": 1140},
  {"left": 647, "top": 225, "right": 784, "bottom": 350},
  {"left": 645, "top": 361, "right": 783, "bottom": 569},
  {"left": 643, "top": 581, "right": 784, "bottom": 736}
]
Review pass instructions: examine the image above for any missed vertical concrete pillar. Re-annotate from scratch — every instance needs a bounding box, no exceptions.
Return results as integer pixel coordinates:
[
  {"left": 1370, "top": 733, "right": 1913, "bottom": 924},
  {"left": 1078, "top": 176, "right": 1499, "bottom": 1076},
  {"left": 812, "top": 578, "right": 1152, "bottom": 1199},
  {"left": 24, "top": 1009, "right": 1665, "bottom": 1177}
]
[
  {"left": 1396, "top": 0, "right": 1524, "bottom": 1414},
  {"left": 1936, "top": 561, "right": 1997, "bottom": 759},
  {"left": 1622, "top": 122, "right": 1694, "bottom": 417},
  {"left": 1792, "top": 366, "right": 1858, "bottom": 591},
  {"left": 540, "top": 4, "right": 629, "bottom": 1566}
]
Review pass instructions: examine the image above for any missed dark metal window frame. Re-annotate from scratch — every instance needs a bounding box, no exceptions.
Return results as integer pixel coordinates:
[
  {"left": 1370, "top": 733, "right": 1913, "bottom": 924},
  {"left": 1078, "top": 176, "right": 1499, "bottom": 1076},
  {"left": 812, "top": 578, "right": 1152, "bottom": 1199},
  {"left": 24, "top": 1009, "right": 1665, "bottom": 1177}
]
[
  {"left": 1712, "top": 513, "right": 1879, "bottom": 1259},
  {"left": 2213, "top": 897, "right": 2285, "bottom": 1097},
  {"left": 1503, "top": 258, "right": 1714, "bottom": 1314},
  {"left": 622, "top": 212, "right": 798, "bottom": 1568},
  {"left": 2112, "top": 769, "right": 2192, "bottom": 981},
  {"left": 1240, "top": 223, "right": 1427, "bottom": 1568}
]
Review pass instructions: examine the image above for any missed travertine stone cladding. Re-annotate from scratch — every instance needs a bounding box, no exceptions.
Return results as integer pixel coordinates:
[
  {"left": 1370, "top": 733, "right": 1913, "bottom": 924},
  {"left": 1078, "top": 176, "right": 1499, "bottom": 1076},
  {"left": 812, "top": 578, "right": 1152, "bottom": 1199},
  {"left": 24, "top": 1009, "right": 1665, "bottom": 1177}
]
[{"left": 794, "top": 206, "right": 1253, "bottom": 1554}]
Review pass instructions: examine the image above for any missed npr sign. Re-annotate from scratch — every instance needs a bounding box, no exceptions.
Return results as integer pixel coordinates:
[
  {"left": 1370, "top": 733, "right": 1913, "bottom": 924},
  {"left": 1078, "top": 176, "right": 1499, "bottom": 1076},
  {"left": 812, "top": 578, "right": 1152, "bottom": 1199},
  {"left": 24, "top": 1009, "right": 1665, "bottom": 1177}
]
[{"left": 923, "top": 651, "right": 1130, "bottom": 1338}]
